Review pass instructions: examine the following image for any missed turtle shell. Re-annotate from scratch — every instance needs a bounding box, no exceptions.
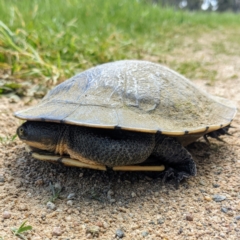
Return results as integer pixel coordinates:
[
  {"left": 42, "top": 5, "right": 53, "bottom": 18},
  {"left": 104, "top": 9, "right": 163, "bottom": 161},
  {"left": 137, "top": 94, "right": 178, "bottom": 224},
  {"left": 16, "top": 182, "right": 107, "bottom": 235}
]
[{"left": 15, "top": 60, "right": 237, "bottom": 136}]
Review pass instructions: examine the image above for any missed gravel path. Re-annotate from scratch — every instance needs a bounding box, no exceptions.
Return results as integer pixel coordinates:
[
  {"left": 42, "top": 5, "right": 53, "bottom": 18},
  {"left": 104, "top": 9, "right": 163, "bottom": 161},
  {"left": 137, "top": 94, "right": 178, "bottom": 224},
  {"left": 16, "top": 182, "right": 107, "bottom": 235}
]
[{"left": 0, "top": 58, "right": 240, "bottom": 239}]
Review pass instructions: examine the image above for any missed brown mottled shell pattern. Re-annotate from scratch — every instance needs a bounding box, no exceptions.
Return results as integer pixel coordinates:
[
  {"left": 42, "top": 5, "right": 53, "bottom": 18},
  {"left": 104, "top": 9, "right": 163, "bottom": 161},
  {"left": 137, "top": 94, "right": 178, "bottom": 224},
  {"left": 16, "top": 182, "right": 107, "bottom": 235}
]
[{"left": 15, "top": 60, "right": 237, "bottom": 137}]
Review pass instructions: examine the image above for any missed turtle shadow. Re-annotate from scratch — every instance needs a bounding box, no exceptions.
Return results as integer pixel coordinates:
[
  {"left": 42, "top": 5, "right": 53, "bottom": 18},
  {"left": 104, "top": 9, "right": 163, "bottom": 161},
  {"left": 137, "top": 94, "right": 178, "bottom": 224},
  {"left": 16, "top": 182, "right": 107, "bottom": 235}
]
[
  {"left": 187, "top": 139, "right": 232, "bottom": 178},
  {"left": 12, "top": 148, "right": 171, "bottom": 204},
  {"left": 187, "top": 140, "right": 225, "bottom": 163},
  {"left": 187, "top": 141, "right": 212, "bottom": 159},
  {"left": 11, "top": 140, "right": 227, "bottom": 205}
]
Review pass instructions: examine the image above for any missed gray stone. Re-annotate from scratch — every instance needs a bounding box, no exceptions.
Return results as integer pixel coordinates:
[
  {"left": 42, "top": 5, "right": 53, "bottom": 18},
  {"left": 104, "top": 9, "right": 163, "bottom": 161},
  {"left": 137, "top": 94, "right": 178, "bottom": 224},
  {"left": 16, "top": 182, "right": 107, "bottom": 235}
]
[
  {"left": 157, "top": 218, "right": 165, "bottom": 224},
  {"left": 67, "top": 200, "right": 73, "bottom": 206},
  {"left": 107, "top": 190, "right": 114, "bottom": 196},
  {"left": 221, "top": 207, "right": 228, "bottom": 213},
  {"left": 116, "top": 229, "right": 124, "bottom": 238},
  {"left": 46, "top": 201, "right": 56, "bottom": 210},
  {"left": 212, "top": 195, "right": 226, "bottom": 202},
  {"left": 67, "top": 193, "right": 75, "bottom": 200},
  {"left": 131, "top": 192, "right": 136, "bottom": 198},
  {"left": 0, "top": 174, "right": 5, "bottom": 183},
  {"left": 142, "top": 231, "right": 149, "bottom": 237}
]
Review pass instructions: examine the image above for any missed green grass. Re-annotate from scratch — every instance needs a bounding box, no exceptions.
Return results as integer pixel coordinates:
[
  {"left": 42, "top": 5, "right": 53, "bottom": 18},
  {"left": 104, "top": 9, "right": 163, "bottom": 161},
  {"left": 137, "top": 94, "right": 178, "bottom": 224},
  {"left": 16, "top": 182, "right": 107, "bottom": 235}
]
[
  {"left": 174, "top": 61, "right": 217, "bottom": 81},
  {"left": 0, "top": 134, "right": 17, "bottom": 144},
  {"left": 0, "top": 0, "right": 240, "bottom": 90},
  {"left": 11, "top": 220, "right": 32, "bottom": 240},
  {"left": 48, "top": 181, "right": 62, "bottom": 202},
  {"left": 212, "top": 37, "right": 240, "bottom": 56}
]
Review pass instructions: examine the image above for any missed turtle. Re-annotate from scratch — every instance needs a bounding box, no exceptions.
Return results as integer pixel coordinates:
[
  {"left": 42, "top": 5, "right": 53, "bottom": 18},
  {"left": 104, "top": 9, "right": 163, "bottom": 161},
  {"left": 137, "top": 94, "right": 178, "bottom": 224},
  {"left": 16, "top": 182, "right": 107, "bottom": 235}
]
[{"left": 15, "top": 60, "right": 237, "bottom": 182}]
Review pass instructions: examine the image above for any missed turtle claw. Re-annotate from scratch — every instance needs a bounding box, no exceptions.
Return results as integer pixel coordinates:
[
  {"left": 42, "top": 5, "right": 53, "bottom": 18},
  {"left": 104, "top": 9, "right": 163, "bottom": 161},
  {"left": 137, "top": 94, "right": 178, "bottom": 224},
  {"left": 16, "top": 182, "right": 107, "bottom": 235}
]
[
  {"left": 214, "top": 136, "right": 226, "bottom": 143},
  {"left": 161, "top": 167, "right": 175, "bottom": 182},
  {"left": 161, "top": 167, "right": 191, "bottom": 185},
  {"left": 204, "top": 135, "right": 210, "bottom": 145}
]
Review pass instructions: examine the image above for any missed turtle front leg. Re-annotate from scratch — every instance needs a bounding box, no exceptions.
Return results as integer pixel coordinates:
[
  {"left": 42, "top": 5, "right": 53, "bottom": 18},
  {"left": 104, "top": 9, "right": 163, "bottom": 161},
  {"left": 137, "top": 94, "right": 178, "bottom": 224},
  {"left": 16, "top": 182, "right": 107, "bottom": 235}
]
[{"left": 153, "top": 135, "right": 196, "bottom": 183}]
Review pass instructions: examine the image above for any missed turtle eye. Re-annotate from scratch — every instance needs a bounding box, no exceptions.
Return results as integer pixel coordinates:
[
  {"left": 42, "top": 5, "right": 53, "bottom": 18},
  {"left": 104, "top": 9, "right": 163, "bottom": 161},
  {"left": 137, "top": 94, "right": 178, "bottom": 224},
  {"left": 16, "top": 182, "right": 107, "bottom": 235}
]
[{"left": 18, "top": 126, "right": 26, "bottom": 137}]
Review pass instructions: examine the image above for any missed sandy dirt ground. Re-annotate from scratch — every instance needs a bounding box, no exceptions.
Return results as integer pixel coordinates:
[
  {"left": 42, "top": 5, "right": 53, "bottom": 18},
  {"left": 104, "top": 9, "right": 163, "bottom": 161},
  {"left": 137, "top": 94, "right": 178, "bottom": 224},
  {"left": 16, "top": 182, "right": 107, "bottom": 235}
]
[{"left": 0, "top": 47, "right": 240, "bottom": 239}]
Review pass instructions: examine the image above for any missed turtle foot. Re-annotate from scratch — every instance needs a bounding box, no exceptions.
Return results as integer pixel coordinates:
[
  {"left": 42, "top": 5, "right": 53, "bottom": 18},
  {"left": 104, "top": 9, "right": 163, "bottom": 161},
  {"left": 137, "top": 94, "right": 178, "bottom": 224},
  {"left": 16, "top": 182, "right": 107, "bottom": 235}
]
[
  {"left": 161, "top": 159, "right": 197, "bottom": 186},
  {"left": 162, "top": 167, "right": 191, "bottom": 182}
]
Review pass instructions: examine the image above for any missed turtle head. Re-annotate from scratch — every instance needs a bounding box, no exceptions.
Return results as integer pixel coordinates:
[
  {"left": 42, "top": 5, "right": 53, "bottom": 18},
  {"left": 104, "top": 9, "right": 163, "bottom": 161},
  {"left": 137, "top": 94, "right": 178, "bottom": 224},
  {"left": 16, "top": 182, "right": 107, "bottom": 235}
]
[{"left": 17, "top": 121, "right": 62, "bottom": 152}]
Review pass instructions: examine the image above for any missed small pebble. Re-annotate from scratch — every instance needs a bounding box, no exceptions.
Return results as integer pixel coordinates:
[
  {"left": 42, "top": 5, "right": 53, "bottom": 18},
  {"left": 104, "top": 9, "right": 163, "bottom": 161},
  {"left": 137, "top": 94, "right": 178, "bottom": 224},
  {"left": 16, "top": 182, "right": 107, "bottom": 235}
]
[
  {"left": 142, "top": 231, "right": 149, "bottom": 237},
  {"left": 86, "top": 226, "right": 100, "bottom": 237},
  {"left": 35, "top": 179, "right": 43, "bottom": 186},
  {"left": 131, "top": 192, "right": 136, "bottom": 198},
  {"left": 9, "top": 94, "right": 20, "bottom": 103},
  {"left": 47, "top": 201, "right": 56, "bottom": 210},
  {"left": 54, "top": 182, "right": 61, "bottom": 190},
  {"left": 67, "top": 208, "right": 74, "bottom": 214},
  {"left": 15, "top": 181, "right": 22, "bottom": 188},
  {"left": 157, "top": 218, "right": 165, "bottom": 224},
  {"left": 107, "top": 190, "right": 114, "bottom": 196},
  {"left": 65, "top": 216, "right": 72, "bottom": 221},
  {"left": 212, "top": 195, "right": 226, "bottom": 202},
  {"left": 178, "top": 227, "right": 183, "bottom": 234},
  {"left": 31, "top": 236, "right": 42, "bottom": 240},
  {"left": 0, "top": 174, "right": 5, "bottom": 183},
  {"left": 204, "top": 196, "right": 212, "bottom": 201},
  {"left": 116, "top": 229, "right": 124, "bottom": 238},
  {"left": 2, "top": 211, "right": 11, "bottom": 219},
  {"left": 221, "top": 207, "right": 228, "bottom": 213},
  {"left": 6, "top": 176, "right": 13, "bottom": 183},
  {"left": 219, "top": 233, "right": 225, "bottom": 238},
  {"left": 95, "top": 221, "right": 103, "bottom": 227},
  {"left": 18, "top": 204, "right": 28, "bottom": 211},
  {"left": 118, "top": 207, "right": 127, "bottom": 213},
  {"left": 52, "top": 227, "right": 62, "bottom": 236},
  {"left": 199, "top": 180, "right": 206, "bottom": 186},
  {"left": 235, "top": 216, "right": 240, "bottom": 221},
  {"left": 213, "top": 183, "right": 220, "bottom": 188},
  {"left": 154, "top": 192, "right": 159, "bottom": 197},
  {"left": 79, "top": 172, "right": 84, "bottom": 178},
  {"left": 67, "top": 193, "right": 75, "bottom": 200},
  {"left": 103, "top": 221, "right": 109, "bottom": 229},
  {"left": 186, "top": 214, "right": 193, "bottom": 221},
  {"left": 86, "top": 233, "right": 92, "bottom": 239},
  {"left": 67, "top": 200, "right": 73, "bottom": 206},
  {"left": 227, "top": 211, "right": 234, "bottom": 216}
]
